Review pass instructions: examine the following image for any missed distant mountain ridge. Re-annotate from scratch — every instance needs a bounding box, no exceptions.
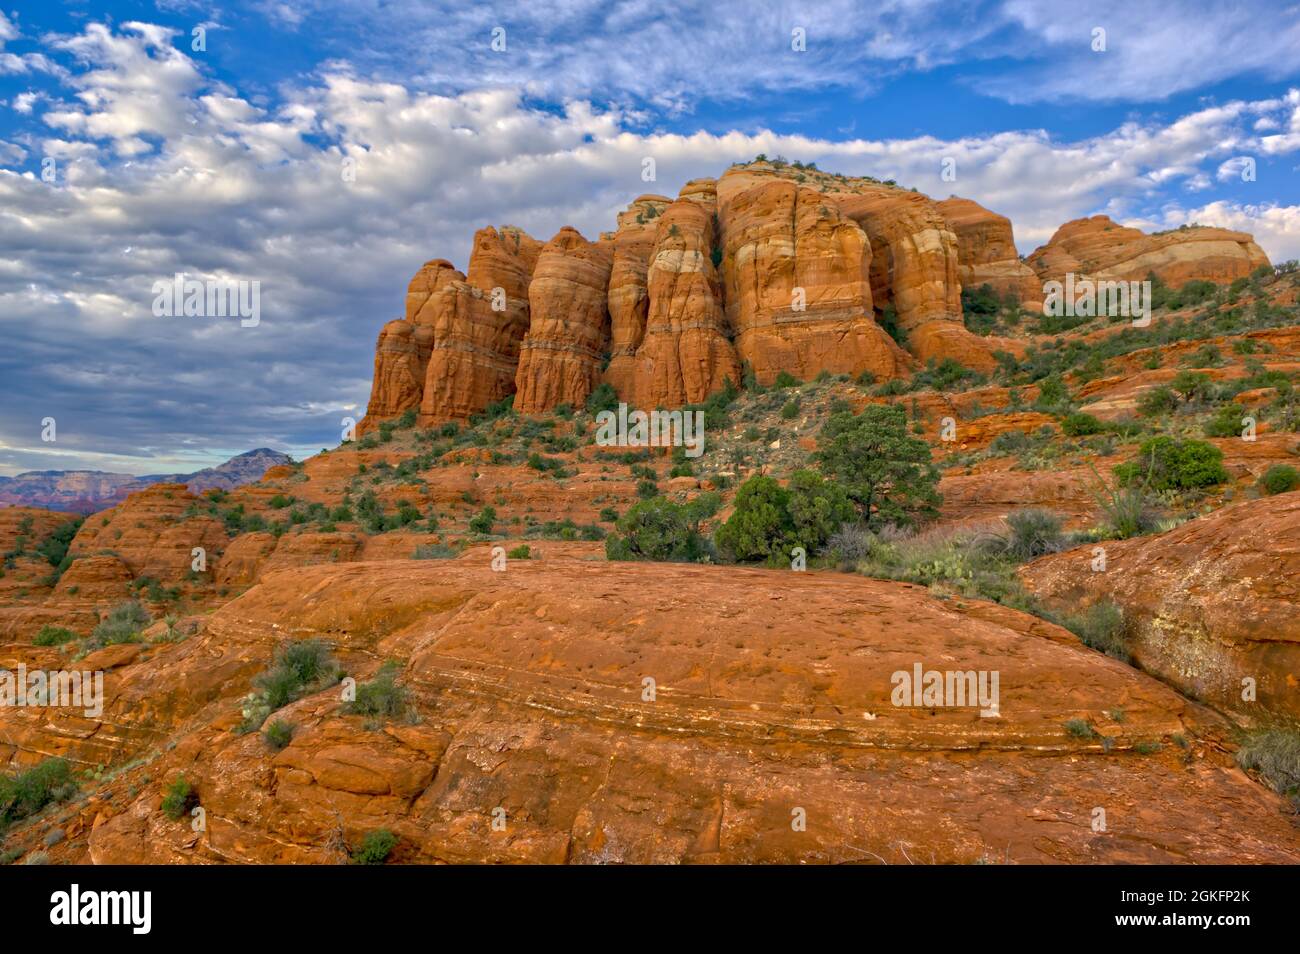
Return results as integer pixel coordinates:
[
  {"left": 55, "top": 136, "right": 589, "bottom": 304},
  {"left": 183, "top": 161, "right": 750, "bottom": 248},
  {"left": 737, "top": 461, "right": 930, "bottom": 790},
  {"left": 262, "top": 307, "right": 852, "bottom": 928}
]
[{"left": 0, "top": 448, "right": 292, "bottom": 513}]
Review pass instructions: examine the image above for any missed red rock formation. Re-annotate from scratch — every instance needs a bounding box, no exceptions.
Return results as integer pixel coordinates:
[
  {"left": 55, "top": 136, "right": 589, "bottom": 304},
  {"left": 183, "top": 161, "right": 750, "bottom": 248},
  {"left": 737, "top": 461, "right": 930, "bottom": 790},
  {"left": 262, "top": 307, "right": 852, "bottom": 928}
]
[
  {"left": 936, "top": 196, "right": 1043, "bottom": 310},
  {"left": 717, "top": 169, "right": 910, "bottom": 385},
  {"left": 1028, "top": 215, "right": 1270, "bottom": 287},
  {"left": 603, "top": 195, "right": 670, "bottom": 403},
  {"left": 67, "top": 483, "right": 228, "bottom": 583},
  {"left": 361, "top": 164, "right": 1276, "bottom": 419},
  {"left": 10, "top": 559, "right": 1288, "bottom": 864},
  {"left": 514, "top": 227, "right": 614, "bottom": 414},
  {"left": 1021, "top": 493, "right": 1300, "bottom": 720},
  {"left": 360, "top": 320, "right": 425, "bottom": 430}
]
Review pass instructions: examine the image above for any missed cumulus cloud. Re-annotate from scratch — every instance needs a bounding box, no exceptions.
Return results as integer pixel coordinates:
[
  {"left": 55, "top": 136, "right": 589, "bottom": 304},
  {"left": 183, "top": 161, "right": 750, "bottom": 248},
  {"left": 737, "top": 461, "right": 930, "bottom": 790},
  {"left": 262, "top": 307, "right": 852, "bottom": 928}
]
[{"left": 2, "top": 19, "right": 1299, "bottom": 474}]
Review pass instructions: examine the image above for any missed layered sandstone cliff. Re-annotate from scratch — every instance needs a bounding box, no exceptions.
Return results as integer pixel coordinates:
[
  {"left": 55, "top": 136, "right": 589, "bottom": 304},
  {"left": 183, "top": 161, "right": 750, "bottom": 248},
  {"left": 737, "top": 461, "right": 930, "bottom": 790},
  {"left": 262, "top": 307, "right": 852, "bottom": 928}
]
[
  {"left": 360, "top": 164, "right": 1271, "bottom": 429},
  {"left": 937, "top": 196, "right": 1043, "bottom": 311}
]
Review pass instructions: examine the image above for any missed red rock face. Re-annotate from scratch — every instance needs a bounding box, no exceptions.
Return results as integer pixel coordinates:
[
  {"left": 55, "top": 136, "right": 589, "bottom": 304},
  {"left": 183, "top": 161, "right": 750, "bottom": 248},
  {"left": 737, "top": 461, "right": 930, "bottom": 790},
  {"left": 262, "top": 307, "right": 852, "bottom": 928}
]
[
  {"left": 604, "top": 183, "right": 743, "bottom": 407},
  {"left": 1028, "top": 215, "right": 1271, "bottom": 287},
  {"left": 829, "top": 185, "right": 961, "bottom": 332},
  {"left": 1021, "top": 493, "right": 1300, "bottom": 720},
  {"left": 603, "top": 195, "right": 670, "bottom": 403},
  {"left": 936, "top": 196, "right": 1043, "bottom": 310},
  {"left": 360, "top": 319, "right": 424, "bottom": 431},
  {"left": 514, "top": 227, "right": 614, "bottom": 414},
  {"left": 718, "top": 170, "right": 910, "bottom": 384},
  {"left": 361, "top": 164, "right": 1273, "bottom": 418},
  {"left": 15, "top": 559, "right": 1290, "bottom": 864},
  {"left": 67, "top": 483, "right": 228, "bottom": 584}
]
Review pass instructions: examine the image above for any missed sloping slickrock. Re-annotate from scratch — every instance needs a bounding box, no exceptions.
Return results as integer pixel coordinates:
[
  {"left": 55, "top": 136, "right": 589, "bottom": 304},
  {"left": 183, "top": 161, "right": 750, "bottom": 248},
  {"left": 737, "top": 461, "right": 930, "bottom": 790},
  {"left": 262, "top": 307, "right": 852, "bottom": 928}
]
[
  {"left": 514, "top": 228, "right": 614, "bottom": 414},
  {"left": 717, "top": 170, "right": 910, "bottom": 385},
  {"left": 29, "top": 560, "right": 1295, "bottom": 865},
  {"left": 1021, "top": 493, "right": 1300, "bottom": 720},
  {"left": 1028, "top": 216, "right": 1271, "bottom": 287}
]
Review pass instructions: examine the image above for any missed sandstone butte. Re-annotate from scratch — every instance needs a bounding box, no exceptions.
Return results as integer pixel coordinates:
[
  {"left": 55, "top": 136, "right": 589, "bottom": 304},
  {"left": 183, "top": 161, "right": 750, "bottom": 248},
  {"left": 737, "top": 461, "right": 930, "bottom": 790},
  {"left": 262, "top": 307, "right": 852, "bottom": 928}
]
[{"left": 362, "top": 162, "right": 1271, "bottom": 432}]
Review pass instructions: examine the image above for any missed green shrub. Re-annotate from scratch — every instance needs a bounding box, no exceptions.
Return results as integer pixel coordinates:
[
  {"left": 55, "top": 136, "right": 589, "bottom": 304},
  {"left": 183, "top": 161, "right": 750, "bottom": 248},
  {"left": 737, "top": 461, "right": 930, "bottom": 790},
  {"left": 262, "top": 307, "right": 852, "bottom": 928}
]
[
  {"left": 636, "top": 479, "right": 659, "bottom": 499},
  {"left": 773, "top": 371, "right": 800, "bottom": 389},
  {"left": 1113, "top": 437, "right": 1228, "bottom": 493},
  {"left": 161, "top": 775, "right": 197, "bottom": 821},
  {"left": 1203, "top": 403, "right": 1250, "bottom": 438},
  {"left": 344, "top": 662, "right": 408, "bottom": 720},
  {"left": 780, "top": 399, "right": 800, "bottom": 420},
  {"left": 33, "top": 625, "right": 77, "bottom": 647},
  {"left": 507, "top": 544, "right": 531, "bottom": 559},
  {"left": 585, "top": 382, "right": 618, "bottom": 415},
  {"left": 1236, "top": 728, "right": 1300, "bottom": 810},
  {"left": 1260, "top": 465, "right": 1300, "bottom": 495},
  {"left": 987, "top": 509, "right": 1066, "bottom": 562},
  {"left": 715, "top": 476, "right": 794, "bottom": 562},
  {"left": 240, "top": 639, "right": 339, "bottom": 732},
  {"left": 1064, "top": 719, "right": 1097, "bottom": 740},
  {"left": 605, "top": 495, "right": 715, "bottom": 563},
  {"left": 815, "top": 404, "right": 941, "bottom": 530},
  {"left": 468, "top": 506, "right": 496, "bottom": 535},
  {"left": 86, "top": 599, "right": 151, "bottom": 651},
  {"left": 0, "top": 759, "right": 76, "bottom": 829},
  {"left": 1170, "top": 370, "right": 1214, "bottom": 403},
  {"left": 1061, "top": 412, "right": 1104, "bottom": 437},
  {"left": 351, "top": 829, "right": 397, "bottom": 865},
  {"left": 786, "top": 469, "right": 856, "bottom": 555},
  {"left": 1136, "top": 386, "right": 1178, "bottom": 417},
  {"left": 1061, "top": 600, "right": 1128, "bottom": 661},
  {"left": 263, "top": 720, "right": 294, "bottom": 751},
  {"left": 988, "top": 430, "right": 1031, "bottom": 455}
]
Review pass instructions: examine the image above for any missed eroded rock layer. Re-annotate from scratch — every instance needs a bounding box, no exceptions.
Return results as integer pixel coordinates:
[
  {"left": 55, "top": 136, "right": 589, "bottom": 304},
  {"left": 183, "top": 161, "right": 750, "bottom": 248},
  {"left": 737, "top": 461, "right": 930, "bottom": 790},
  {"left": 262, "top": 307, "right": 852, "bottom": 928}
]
[
  {"left": 1021, "top": 493, "right": 1300, "bottom": 720},
  {"left": 937, "top": 196, "right": 1043, "bottom": 311},
  {"left": 7, "top": 560, "right": 1292, "bottom": 864},
  {"left": 359, "top": 164, "right": 1271, "bottom": 427},
  {"left": 717, "top": 170, "right": 910, "bottom": 384},
  {"left": 1028, "top": 215, "right": 1270, "bottom": 287},
  {"left": 514, "top": 227, "right": 614, "bottom": 414}
]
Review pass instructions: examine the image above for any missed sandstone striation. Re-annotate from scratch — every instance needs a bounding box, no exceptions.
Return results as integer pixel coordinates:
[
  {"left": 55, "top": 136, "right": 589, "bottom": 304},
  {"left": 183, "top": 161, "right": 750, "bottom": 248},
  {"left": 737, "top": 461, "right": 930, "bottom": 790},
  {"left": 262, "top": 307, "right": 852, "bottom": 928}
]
[
  {"left": 513, "top": 227, "right": 614, "bottom": 414},
  {"left": 21, "top": 559, "right": 1291, "bottom": 864},
  {"left": 616, "top": 184, "right": 742, "bottom": 406},
  {"left": 717, "top": 169, "right": 910, "bottom": 384},
  {"left": 1021, "top": 493, "right": 1300, "bottom": 720},
  {"left": 1028, "top": 216, "right": 1270, "bottom": 288},
  {"left": 937, "top": 197, "right": 1043, "bottom": 311}
]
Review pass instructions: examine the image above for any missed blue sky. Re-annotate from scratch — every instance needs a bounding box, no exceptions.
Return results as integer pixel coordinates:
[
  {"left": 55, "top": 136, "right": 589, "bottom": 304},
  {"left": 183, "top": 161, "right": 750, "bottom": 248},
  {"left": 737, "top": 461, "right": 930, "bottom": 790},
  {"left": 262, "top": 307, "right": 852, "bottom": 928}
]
[{"left": 2, "top": 0, "right": 1299, "bottom": 475}]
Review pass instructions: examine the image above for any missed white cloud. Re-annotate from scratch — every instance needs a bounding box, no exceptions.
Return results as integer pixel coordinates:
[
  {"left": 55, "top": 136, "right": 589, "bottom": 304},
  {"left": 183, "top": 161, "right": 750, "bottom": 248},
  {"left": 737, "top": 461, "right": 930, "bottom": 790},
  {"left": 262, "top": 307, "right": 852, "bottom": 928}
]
[{"left": 3, "top": 19, "right": 1300, "bottom": 473}]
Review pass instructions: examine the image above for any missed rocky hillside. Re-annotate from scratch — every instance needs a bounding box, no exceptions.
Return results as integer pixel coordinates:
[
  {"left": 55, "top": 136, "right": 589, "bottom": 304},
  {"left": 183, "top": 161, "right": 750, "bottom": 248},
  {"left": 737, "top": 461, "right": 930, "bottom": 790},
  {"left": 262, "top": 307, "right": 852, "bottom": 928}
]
[
  {"left": 0, "top": 448, "right": 292, "bottom": 513},
  {"left": 2, "top": 161, "right": 1297, "bottom": 866}
]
